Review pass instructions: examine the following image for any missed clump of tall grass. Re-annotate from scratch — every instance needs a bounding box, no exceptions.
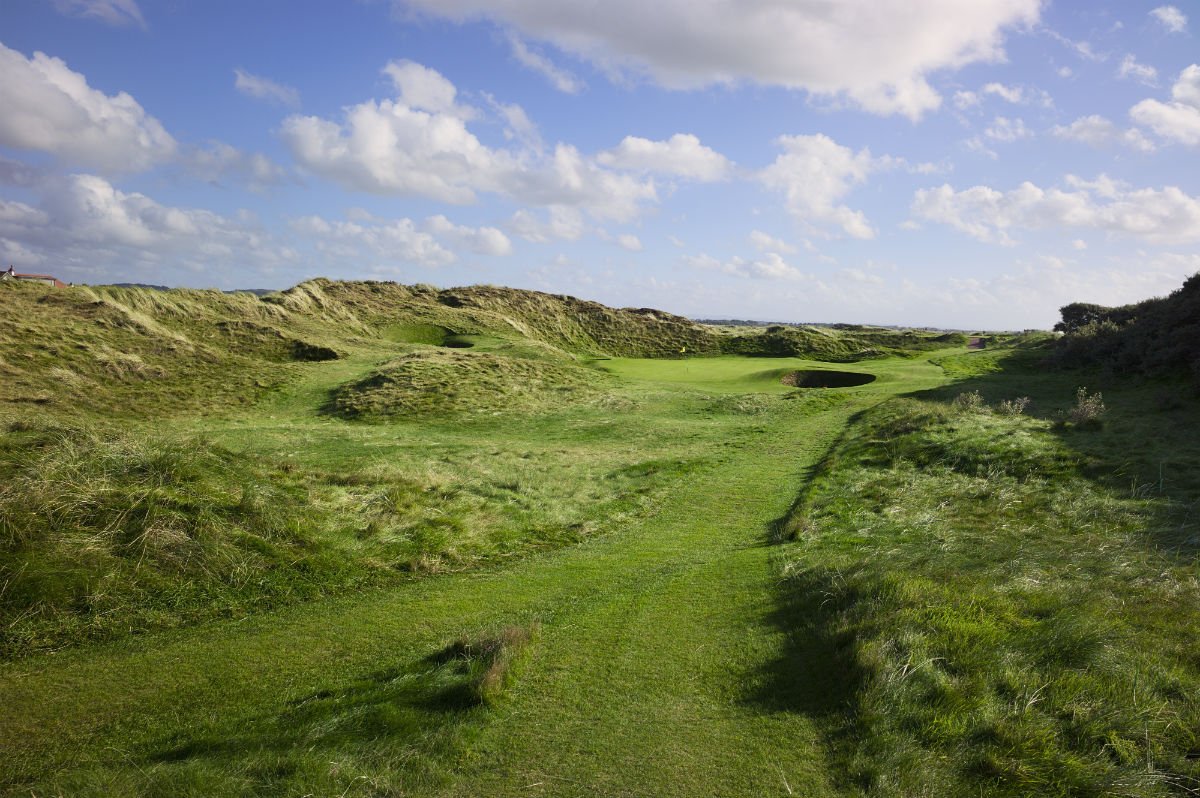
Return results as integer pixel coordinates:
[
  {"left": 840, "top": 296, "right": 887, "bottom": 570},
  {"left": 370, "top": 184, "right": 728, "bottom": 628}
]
[
  {"left": 0, "top": 421, "right": 343, "bottom": 657},
  {"left": 435, "top": 623, "right": 540, "bottom": 705}
]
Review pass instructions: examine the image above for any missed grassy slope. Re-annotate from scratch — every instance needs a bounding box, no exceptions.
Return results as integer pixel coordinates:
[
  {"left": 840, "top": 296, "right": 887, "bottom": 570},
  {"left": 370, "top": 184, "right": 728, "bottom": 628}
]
[
  {"left": 776, "top": 344, "right": 1200, "bottom": 796},
  {"left": 0, "top": 350, "right": 948, "bottom": 797}
]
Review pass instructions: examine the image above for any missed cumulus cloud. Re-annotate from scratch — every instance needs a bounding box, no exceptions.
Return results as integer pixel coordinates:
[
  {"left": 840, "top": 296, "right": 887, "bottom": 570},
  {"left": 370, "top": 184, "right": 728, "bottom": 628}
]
[
  {"left": 394, "top": 0, "right": 1041, "bottom": 120},
  {"left": 684, "top": 251, "right": 808, "bottom": 281},
  {"left": 911, "top": 175, "right": 1200, "bottom": 245},
  {"left": 0, "top": 173, "right": 290, "bottom": 279},
  {"left": 1131, "top": 65, "right": 1200, "bottom": 146},
  {"left": 0, "top": 42, "right": 176, "bottom": 172},
  {"left": 1051, "top": 115, "right": 1155, "bottom": 152},
  {"left": 748, "top": 230, "right": 797, "bottom": 255},
  {"left": 506, "top": 33, "right": 584, "bottom": 94},
  {"left": 508, "top": 206, "right": 586, "bottom": 242},
  {"left": 52, "top": 0, "right": 145, "bottom": 29},
  {"left": 424, "top": 214, "right": 513, "bottom": 255},
  {"left": 597, "top": 134, "right": 732, "bottom": 181},
  {"left": 290, "top": 211, "right": 513, "bottom": 268},
  {"left": 1151, "top": 6, "right": 1187, "bottom": 33},
  {"left": 616, "top": 233, "right": 643, "bottom": 252},
  {"left": 956, "top": 82, "right": 1052, "bottom": 112},
  {"left": 382, "top": 60, "right": 465, "bottom": 116},
  {"left": 984, "top": 116, "right": 1032, "bottom": 141},
  {"left": 1117, "top": 54, "right": 1158, "bottom": 86},
  {"left": 282, "top": 59, "right": 655, "bottom": 220},
  {"left": 233, "top": 69, "right": 300, "bottom": 108},
  {"left": 758, "top": 134, "right": 891, "bottom": 239},
  {"left": 982, "top": 82, "right": 1023, "bottom": 103},
  {"left": 184, "top": 141, "right": 290, "bottom": 191}
]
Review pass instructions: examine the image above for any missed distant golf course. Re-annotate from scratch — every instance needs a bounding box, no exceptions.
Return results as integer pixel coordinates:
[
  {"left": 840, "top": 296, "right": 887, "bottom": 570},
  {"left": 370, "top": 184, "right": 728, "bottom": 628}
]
[{"left": 2, "top": 279, "right": 1199, "bottom": 796}]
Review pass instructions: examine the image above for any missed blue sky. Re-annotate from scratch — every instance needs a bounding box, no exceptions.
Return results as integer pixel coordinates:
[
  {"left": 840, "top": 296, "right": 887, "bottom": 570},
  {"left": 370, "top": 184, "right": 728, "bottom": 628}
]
[{"left": 1, "top": 0, "right": 1198, "bottom": 329}]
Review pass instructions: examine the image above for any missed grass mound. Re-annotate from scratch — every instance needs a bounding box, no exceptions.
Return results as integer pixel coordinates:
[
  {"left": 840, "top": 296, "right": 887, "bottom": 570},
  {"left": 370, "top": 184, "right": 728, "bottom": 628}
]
[
  {"left": 433, "top": 623, "right": 540, "bottom": 706},
  {"left": 720, "top": 324, "right": 966, "bottom": 361},
  {"left": 328, "top": 350, "right": 610, "bottom": 420},
  {"left": 777, "top": 396, "right": 1200, "bottom": 795}
]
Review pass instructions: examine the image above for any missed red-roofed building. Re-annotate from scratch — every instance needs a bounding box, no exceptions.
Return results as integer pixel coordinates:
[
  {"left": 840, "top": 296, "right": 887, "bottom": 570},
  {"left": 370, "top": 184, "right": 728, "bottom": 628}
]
[{"left": 2, "top": 266, "right": 68, "bottom": 288}]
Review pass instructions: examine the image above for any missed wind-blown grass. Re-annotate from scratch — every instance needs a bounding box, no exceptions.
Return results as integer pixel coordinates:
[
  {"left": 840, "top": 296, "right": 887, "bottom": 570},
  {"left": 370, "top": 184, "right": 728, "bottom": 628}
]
[{"left": 777, "top": 381, "right": 1200, "bottom": 796}]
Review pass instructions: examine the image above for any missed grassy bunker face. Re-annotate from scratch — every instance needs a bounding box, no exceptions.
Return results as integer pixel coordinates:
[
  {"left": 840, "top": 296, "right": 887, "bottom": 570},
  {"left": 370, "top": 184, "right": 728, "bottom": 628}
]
[{"left": 781, "top": 369, "right": 876, "bottom": 388}]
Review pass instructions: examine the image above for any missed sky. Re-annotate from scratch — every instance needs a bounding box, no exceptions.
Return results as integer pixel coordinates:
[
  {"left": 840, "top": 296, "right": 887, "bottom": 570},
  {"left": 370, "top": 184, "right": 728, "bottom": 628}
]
[{"left": 1, "top": 1, "right": 1199, "bottom": 329}]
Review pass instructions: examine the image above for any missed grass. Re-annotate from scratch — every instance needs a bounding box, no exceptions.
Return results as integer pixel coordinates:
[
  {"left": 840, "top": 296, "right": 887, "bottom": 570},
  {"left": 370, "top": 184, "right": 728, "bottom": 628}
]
[
  {"left": 774, "top": 344, "right": 1200, "bottom": 796},
  {"left": 4, "top": 276, "right": 1199, "bottom": 797},
  {"left": 1, "top": 281, "right": 947, "bottom": 795}
]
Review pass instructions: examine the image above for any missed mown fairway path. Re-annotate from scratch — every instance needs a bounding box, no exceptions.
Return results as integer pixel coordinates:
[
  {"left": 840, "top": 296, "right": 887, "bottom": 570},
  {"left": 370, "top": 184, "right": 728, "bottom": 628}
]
[
  {"left": 1, "top": 358, "right": 948, "bottom": 796},
  {"left": 438, "top": 405, "right": 861, "bottom": 798}
]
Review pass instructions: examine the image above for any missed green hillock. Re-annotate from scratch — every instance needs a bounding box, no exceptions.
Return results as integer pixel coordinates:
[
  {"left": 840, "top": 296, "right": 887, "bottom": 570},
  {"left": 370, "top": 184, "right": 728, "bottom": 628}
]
[{"left": 329, "top": 350, "right": 610, "bottom": 420}]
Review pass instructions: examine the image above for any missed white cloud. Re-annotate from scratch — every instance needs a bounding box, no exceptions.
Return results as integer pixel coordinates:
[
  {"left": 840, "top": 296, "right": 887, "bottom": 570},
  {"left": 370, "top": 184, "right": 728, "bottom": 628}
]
[
  {"left": 0, "top": 173, "right": 290, "bottom": 280},
  {"left": 964, "top": 136, "right": 998, "bottom": 159},
  {"left": 395, "top": 0, "right": 1041, "bottom": 120},
  {"left": 185, "top": 141, "right": 290, "bottom": 191},
  {"left": 291, "top": 210, "right": 512, "bottom": 264},
  {"left": 424, "top": 214, "right": 513, "bottom": 255},
  {"left": 1151, "top": 6, "right": 1187, "bottom": 34},
  {"left": 0, "top": 42, "right": 176, "bottom": 172},
  {"left": 1117, "top": 54, "right": 1158, "bottom": 86},
  {"left": 506, "top": 33, "right": 584, "bottom": 94},
  {"left": 984, "top": 116, "right": 1032, "bottom": 141},
  {"left": 758, "top": 134, "right": 889, "bottom": 239},
  {"left": 52, "top": 0, "right": 145, "bottom": 28},
  {"left": 982, "top": 82, "right": 1023, "bottom": 103},
  {"left": 509, "top": 206, "right": 586, "bottom": 242},
  {"left": 1046, "top": 30, "right": 1105, "bottom": 62},
  {"left": 597, "top": 134, "right": 732, "bottom": 181},
  {"left": 1051, "top": 115, "right": 1155, "bottom": 152},
  {"left": 953, "top": 90, "right": 981, "bottom": 110},
  {"left": 282, "top": 60, "right": 655, "bottom": 220},
  {"left": 233, "top": 69, "right": 300, "bottom": 108},
  {"left": 748, "top": 230, "right": 797, "bottom": 255},
  {"left": 616, "top": 233, "right": 643, "bottom": 252},
  {"left": 291, "top": 215, "right": 454, "bottom": 268},
  {"left": 912, "top": 175, "right": 1200, "bottom": 245},
  {"left": 485, "top": 95, "right": 543, "bottom": 150},
  {"left": 382, "top": 60, "right": 465, "bottom": 115},
  {"left": 1131, "top": 65, "right": 1200, "bottom": 146},
  {"left": 684, "top": 251, "right": 808, "bottom": 281}
]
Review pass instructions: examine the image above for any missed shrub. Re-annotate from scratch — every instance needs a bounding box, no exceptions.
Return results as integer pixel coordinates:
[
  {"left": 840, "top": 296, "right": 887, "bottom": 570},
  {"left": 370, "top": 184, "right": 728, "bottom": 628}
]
[
  {"left": 997, "top": 396, "right": 1031, "bottom": 416},
  {"left": 1068, "top": 387, "right": 1106, "bottom": 428},
  {"left": 952, "top": 390, "right": 986, "bottom": 412}
]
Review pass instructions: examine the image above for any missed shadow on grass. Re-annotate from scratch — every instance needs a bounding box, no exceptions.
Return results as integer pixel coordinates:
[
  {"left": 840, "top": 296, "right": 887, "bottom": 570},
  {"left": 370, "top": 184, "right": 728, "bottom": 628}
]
[
  {"left": 151, "top": 644, "right": 486, "bottom": 766},
  {"left": 741, "top": 564, "right": 867, "bottom": 791}
]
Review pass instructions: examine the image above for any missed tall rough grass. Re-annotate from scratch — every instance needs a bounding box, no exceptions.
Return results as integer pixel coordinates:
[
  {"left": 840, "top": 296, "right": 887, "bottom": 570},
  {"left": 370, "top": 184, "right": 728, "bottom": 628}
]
[{"left": 778, "top": 398, "right": 1200, "bottom": 796}]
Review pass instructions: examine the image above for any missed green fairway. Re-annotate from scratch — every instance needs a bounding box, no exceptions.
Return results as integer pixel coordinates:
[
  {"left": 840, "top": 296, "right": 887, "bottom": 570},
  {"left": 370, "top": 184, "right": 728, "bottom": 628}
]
[{"left": 0, "top": 344, "right": 951, "bottom": 796}]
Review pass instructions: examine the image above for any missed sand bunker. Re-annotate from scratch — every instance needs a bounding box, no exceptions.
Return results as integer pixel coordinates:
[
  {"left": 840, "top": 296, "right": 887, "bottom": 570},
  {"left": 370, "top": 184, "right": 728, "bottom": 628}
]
[{"left": 781, "top": 370, "right": 876, "bottom": 388}]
